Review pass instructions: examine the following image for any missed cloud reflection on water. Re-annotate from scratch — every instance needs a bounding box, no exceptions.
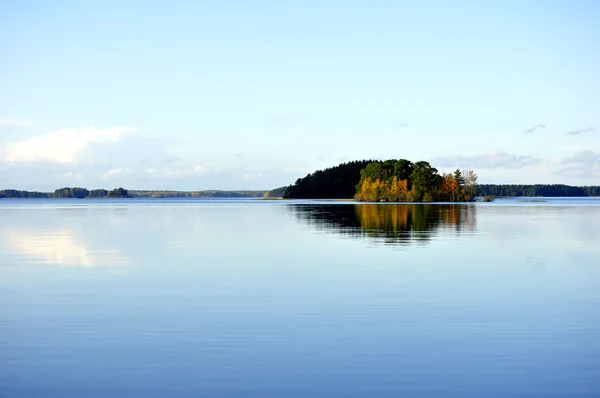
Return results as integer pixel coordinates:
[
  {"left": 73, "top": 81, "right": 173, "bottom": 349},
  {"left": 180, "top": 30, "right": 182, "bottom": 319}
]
[{"left": 5, "top": 228, "right": 129, "bottom": 267}]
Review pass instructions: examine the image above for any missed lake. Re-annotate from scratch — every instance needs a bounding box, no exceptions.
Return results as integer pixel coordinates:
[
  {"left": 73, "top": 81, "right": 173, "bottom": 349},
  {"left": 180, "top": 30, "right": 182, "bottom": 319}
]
[{"left": 1, "top": 198, "right": 599, "bottom": 397}]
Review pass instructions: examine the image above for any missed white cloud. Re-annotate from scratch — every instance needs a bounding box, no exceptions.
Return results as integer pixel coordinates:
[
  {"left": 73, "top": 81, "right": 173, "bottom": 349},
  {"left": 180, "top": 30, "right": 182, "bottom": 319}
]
[
  {"left": 99, "top": 168, "right": 128, "bottom": 179},
  {"left": 106, "top": 168, "right": 124, "bottom": 176},
  {"left": 557, "top": 151, "right": 600, "bottom": 178},
  {"left": 1, "top": 125, "right": 137, "bottom": 164},
  {"left": 241, "top": 172, "right": 266, "bottom": 180},
  {"left": 431, "top": 149, "right": 542, "bottom": 169},
  {"left": 163, "top": 165, "right": 208, "bottom": 177},
  {"left": 64, "top": 172, "right": 82, "bottom": 179}
]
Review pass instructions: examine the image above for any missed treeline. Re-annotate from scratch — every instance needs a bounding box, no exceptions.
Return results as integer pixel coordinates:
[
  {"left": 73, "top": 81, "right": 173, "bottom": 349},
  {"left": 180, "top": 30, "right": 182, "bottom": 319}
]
[
  {"left": 283, "top": 160, "right": 375, "bottom": 199},
  {"left": 477, "top": 184, "right": 600, "bottom": 197},
  {"left": 0, "top": 187, "right": 130, "bottom": 199},
  {"left": 130, "top": 190, "right": 266, "bottom": 198},
  {"left": 53, "top": 187, "right": 130, "bottom": 198},
  {"left": 0, "top": 188, "right": 270, "bottom": 199},
  {"left": 0, "top": 189, "right": 49, "bottom": 198}
]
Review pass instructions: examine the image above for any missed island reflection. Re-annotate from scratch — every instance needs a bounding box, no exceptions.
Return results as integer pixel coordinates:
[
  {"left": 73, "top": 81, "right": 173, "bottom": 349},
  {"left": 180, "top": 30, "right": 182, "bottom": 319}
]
[{"left": 291, "top": 204, "right": 476, "bottom": 246}]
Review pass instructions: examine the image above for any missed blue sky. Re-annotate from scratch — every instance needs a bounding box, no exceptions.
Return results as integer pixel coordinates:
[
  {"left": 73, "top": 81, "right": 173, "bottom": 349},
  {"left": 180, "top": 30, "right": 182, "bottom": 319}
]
[{"left": 1, "top": 0, "right": 599, "bottom": 190}]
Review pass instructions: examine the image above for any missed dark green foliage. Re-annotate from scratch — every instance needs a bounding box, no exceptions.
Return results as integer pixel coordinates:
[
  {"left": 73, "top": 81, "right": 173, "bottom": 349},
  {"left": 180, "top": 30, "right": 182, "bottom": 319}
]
[
  {"left": 454, "top": 169, "right": 465, "bottom": 186},
  {"left": 477, "top": 184, "right": 600, "bottom": 197},
  {"left": 357, "top": 159, "right": 415, "bottom": 188},
  {"left": 393, "top": 159, "right": 414, "bottom": 182},
  {"left": 583, "top": 186, "right": 600, "bottom": 196},
  {"left": 107, "top": 188, "right": 130, "bottom": 198},
  {"left": 53, "top": 187, "right": 89, "bottom": 198},
  {"left": 284, "top": 160, "right": 375, "bottom": 199},
  {"left": 0, "top": 189, "right": 50, "bottom": 198},
  {"left": 410, "top": 161, "right": 442, "bottom": 196},
  {"left": 89, "top": 189, "right": 109, "bottom": 198}
]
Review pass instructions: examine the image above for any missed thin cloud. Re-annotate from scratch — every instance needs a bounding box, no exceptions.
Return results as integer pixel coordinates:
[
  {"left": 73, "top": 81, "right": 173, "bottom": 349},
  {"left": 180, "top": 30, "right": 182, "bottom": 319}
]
[
  {"left": 431, "top": 149, "right": 542, "bottom": 169},
  {"left": 0, "top": 118, "right": 37, "bottom": 134},
  {"left": 163, "top": 165, "right": 208, "bottom": 178},
  {"left": 64, "top": 172, "right": 82, "bottom": 179},
  {"left": 566, "top": 126, "right": 596, "bottom": 135},
  {"left": 269, "top": 114, "right": 304, "bottom": 128},
  {"left": 524, "top": 124, "right": 546, "bottom": 134},
  {"left": 557, "top": 151, "right": 600, "bottom": 178},
  {"left": 101, "top": 168, "right": 126, "bottom": 179},
  {"left": 1, "top": 126, "right": 137, "bottom": 164}
]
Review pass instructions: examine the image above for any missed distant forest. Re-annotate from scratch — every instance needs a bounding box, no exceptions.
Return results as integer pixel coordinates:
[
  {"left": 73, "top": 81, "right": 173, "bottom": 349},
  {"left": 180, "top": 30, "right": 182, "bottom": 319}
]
[
  {"left": 0, "top": 188, "right": 267, "bottom": 199},
  {"left": 476, "top": 184, "right": 600, "bottom": 197},
  {"left": 0, "top": 187, "right": 131, "bottom": 199},
  {"left": 131, "top": 190, "right": 266, "bottom": 198}
]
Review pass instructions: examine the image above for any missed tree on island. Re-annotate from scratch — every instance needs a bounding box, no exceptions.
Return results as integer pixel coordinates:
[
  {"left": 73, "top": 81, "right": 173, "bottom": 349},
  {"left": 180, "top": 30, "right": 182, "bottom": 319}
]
[
  {"left": 355, "top": 159, "right": 478, "bottom": 202},
  {"left": 53, "top": 187, "right": 90, "bottom": 198},
  {"left": 283, "top": 160, "right": 375, "bottom": 199},
  {"left": 107, "top": 188, "right": 130, "bottom": 198},
  {"left": 88, "top": 189, "right": 108, "bottom": 198}
]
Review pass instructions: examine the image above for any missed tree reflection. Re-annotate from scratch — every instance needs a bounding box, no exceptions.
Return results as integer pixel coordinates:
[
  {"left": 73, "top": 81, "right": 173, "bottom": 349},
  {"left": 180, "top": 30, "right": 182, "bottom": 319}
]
[{"left": 291, "top": 204, "right": 476, "bottom": 246}]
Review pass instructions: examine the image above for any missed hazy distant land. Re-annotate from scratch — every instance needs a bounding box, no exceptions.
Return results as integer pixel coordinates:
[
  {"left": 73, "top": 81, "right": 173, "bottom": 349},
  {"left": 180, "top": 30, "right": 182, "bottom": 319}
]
[{"left": 0, "top": 187, "right": 267, "bottom": 199}]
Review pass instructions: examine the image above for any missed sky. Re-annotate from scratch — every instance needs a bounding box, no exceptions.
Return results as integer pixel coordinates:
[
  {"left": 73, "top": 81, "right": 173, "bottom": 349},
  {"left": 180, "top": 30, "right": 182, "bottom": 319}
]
[{"left": 1, "top": 0, "right": 599, "bottom": 191}]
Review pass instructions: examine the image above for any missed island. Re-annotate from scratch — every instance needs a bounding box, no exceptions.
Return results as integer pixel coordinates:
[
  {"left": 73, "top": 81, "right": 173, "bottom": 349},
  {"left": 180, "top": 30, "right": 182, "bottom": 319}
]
[{"left": 281, "top": 159, "right": 477, "bottom": 202}]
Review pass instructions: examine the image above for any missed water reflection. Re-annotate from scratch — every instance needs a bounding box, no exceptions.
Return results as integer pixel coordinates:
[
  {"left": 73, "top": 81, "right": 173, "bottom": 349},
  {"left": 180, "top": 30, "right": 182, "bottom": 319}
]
[
  {"left": 292, "top": 204, "right": 476, "bottom": 245},
  {"left": 5, "top": 228, "right": 129, "bottom": 267}
]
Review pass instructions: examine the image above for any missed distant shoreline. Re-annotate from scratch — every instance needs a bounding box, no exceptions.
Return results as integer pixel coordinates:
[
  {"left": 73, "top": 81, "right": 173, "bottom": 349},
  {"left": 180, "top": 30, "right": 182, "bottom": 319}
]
[
  {"left": 2, "top": 184, "right": 600, "bottom": 200},
  {"left": 0, "top": 188, "right": 268, "bottom": 199}
]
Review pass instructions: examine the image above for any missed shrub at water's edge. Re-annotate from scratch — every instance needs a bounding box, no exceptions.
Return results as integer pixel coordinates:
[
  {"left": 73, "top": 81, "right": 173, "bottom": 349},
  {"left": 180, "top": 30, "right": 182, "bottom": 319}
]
[{"left": 264, "top": 186, "right": 288, "bottom": 198}]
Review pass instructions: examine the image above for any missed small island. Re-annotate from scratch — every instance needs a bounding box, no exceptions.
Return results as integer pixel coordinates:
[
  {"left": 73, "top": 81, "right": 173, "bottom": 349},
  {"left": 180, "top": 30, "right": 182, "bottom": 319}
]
[{"left": 281, "top": 159, "right": 477, "bottom": 202}]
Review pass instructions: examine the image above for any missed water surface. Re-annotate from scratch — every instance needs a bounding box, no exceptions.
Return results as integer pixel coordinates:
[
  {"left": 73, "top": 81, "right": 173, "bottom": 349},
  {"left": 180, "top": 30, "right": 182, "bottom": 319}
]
[{"left": 1, "top": 198, "right": 599, "bottom": 397}]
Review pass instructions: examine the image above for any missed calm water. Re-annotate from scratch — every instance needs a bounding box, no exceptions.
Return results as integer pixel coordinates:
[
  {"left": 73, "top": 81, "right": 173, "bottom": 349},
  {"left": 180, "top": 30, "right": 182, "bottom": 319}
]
[{"left": 1, "top": 198, "right": 599, "bottom": 397}]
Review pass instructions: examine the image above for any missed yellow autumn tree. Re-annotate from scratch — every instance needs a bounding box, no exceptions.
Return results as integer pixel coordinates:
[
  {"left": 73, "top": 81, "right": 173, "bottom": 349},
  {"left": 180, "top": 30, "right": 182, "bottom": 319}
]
[
  {"left": 386, "top": 176, "right": 409, "bottom": 201},
  {"left": 355, "top": 177, "right": 387, "bottom": 201}
]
